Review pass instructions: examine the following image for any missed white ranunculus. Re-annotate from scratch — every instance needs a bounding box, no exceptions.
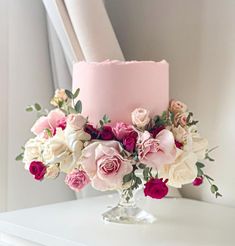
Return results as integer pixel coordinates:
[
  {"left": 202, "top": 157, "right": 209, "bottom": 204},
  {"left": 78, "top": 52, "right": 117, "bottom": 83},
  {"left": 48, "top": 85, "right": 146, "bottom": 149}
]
[
  {"left": 159, "top": 151, "right": 198, "bottom": 188},
  {"left": 23, "top": 138, "right": 44, "bottom": 170},
  {"left": 131, "top": 108, "right": 150, "bottom": 128},
  {"left": 60, "top": 125, "right": 91, "bottom": 173},
  {"left": 43, "top": 129, "right": 70, "bottom": 165}
]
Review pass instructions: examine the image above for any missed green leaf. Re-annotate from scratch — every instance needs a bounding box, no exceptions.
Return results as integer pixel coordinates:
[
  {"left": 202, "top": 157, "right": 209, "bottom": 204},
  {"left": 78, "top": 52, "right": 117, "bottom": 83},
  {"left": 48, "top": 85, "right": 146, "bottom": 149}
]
[
  {"left": 211, "top": 184, "right": 218, "bottom": 194},
  {"left": 26, "top": 106, "right": 33, "bottom": 112},
  {"left": 196, "top": 162, "right": 205, "bottom": 169},
  {"left": 123, "top": 173, "right": 133, "bottom": 184},
  {"left": 65, "top": 89, "right": 73, "bottom": 99},
  {"left": 102, "top": 114, "right": 111, "bottom": 124},
  {"left": 136, "top": 177, "right": 142, "bottom": 185},
  {"left": 215, "top": 192, "right": 222, "bottom": 198},
  {"left": 197, "top": 168, "right": 204, "bottom": 176},
  {"left": 143, "top": 167, "right": 149, "bottom": 181},
  {"left": 68, "top": 106, "right": 77, "bottom": 114},
  {"left": 34, "top": 103, "right": 41, "bottom": 111},
  {"left": 73, "top": 88, "right": 80, "bottom": 99},
  {"left": 205, "top": 153, "right": 215, "bottom": 162},
  {"left": 204, "top": 174, "right": 214, "bottom": 181},
  {"left": 99, "top": 120, "right": 104, "bottom": 128},
  {"left": 138, "top": 163, "right": 145, "bottom": 169},
  {"left": 15, "top": 153, "right": 24, "bottom": 161},
  {"left": 75, "top": 100, "right": 82, "bottom": 113}
]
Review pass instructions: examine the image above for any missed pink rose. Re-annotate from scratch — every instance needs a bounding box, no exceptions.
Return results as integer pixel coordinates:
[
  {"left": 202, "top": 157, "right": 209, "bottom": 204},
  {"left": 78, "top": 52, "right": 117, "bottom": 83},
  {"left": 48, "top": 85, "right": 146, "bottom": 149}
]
[
  {"left": 67, "top": 114, "right": 86, "bottom": 130},
  {"left": 137, "top": 130, "right": 177, "bottom": 170},
  {"left": 174, "top": 112, "right": 188, "bottom": 127},
  {"left": 100, "top": 126, "right": 114, "bottom": 140},
  {"left": 29, "top": 161, "right": 47, "bottom": 181},
  {"left": 144, "top": 178, "right": 168, "bottom": 199},
  {"left": 193, "top": 176, "right": 203, "bottom": 186},
  {"left": 65, "top": 170, "right": 90, "bottom": 192},
  {"left": 123, "top": 131, "right": 138, "bottom": 153},
  {"left": 169, "top": 100, "right": 187, "bottom": 114},
  {"left": 80, "top": 141, "right": 133, "bottom": 191},
  {"left": 113, "top": 122, "right": 134, "bottom": 140},
  {"left": 31, "top": 109, "right": 66, "bottom": 136}
]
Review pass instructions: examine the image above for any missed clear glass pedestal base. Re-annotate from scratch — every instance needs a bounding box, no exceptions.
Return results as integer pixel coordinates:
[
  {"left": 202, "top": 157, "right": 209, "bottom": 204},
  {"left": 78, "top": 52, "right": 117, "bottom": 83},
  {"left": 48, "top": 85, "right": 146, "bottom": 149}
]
[{"left": 102, "top": 189, "right": 156, "bottom": 224}]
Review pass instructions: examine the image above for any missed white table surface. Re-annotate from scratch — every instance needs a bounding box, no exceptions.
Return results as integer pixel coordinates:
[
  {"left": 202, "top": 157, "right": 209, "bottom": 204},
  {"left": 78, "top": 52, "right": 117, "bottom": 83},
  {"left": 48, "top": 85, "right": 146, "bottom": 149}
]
[{"left": 0, "top": 194, "right": 234, "bottom": 246}]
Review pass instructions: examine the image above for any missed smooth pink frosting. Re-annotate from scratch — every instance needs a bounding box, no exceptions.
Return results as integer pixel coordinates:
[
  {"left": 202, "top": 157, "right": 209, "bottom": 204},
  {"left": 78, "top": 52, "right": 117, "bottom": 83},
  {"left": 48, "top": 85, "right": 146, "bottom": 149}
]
[{"left": 72, "top": 60, "right": 169, "bottom": 125}]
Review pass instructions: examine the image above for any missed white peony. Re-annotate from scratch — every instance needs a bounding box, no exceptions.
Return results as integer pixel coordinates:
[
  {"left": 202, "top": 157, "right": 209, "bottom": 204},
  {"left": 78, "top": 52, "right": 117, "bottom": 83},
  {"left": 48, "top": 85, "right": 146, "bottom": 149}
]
[
  {"left": 23, "top": 138, "right": 44, "bottom": 170},
  {"left": 159, "top": 150, "right": 198, "bottom": 188}
]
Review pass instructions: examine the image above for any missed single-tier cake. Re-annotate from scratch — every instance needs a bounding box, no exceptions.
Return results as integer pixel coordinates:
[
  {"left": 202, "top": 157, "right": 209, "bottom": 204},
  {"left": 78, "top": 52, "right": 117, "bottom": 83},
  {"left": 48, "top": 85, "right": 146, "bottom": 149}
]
[{"left": 72, "top": 60, "right": 169, "bottom": 124}]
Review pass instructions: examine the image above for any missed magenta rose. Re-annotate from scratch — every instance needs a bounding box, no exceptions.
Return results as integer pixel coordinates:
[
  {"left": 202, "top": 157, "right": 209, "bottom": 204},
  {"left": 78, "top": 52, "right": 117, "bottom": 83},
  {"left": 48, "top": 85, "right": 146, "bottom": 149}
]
[
  {"left": 100, "top": 126, "right": 114, "bottom": 140},
  {"left": 113, "top": 122, "right": 134, "bottom": 140},
  {"left": 29, "top": 161, "right": 47, "bottom": 181},
  {"left": 80, "top": 141, "right": 133, "bottom": 191},
  {"left": 144, "top": 178, "right": 168, "bottom": 199},
  {"left": 193, "top": 177, "right": 203, "bottom": 186},
  {"left": 137, "top": 130, "right": 177, "bottom": 170},
  {"left": 31, "top": 109, "right": 66, "bottom": 137},
  {"left": 65, "top": 170, "right": 90, "bottom": 192},
  {"left": 84, "top": 124, "right": 100, "bottom": 139},
  {"left": 123, "top": 131, "right": 138, "bottom": 152}
]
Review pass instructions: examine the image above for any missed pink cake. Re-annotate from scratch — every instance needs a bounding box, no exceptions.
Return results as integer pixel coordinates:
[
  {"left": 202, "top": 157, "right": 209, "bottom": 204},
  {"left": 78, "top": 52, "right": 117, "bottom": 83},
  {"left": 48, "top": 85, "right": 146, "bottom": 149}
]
[{"left": 72, "top": 60, "right": 169, "bottom": 125}]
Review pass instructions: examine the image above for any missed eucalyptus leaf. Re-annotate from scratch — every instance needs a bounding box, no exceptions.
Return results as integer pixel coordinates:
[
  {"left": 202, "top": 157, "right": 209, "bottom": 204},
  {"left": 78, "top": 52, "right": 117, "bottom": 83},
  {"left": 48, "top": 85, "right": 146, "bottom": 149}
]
[
  {"left": 26, "top": 106, "right": 33, "bottom": 112},
  {"left": 138, "top": 163, "right": 145, "bottom": 169},
  {"left": 65, "top": 89, "right": 73, "bottom": 99},
  {"left": 196, "top": 162, "right": 205, "bottom": 169},
  {"left": 15, "top": 153, "right": 24, "bottom": 161},
  {"left": 123, "top": 173, "right": 133, "bottom": 184},
  {"left": 211, "top": 184, "right": 218, "bottom": 193},
  {"left": 204, "top": 174, "right": 214, "bottom": 181},
  {"left": 75, "top": 100, "right": 82, "bottom": 113},
  {"left": 73, "top": 88, "right": 80, "bottom": 99},
  {"left": 34, "top": 103, "right": 41, "bottom": 111}
]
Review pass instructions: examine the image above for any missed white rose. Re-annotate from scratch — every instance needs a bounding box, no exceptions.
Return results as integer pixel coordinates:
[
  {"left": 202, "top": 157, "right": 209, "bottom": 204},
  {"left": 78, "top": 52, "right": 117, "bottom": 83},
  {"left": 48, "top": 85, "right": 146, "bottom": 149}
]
[
  {"left": 44, "top": 164, "right": 60, "bottom": 179},
  {"left": 67, "top": 114, "right": 87, "bottom": 130},
  {"left": 43, "top": 129, "right": 70, "bottom": 165},
  {"left": 159, "top": 151, "right": 198, "bottom": 188},
  {"left": 184, "top": 126, "right": 208, "bottom": 160},
  {"left": 23, "top": 138, "right": 44, "bottom": 170},
  {"left": 131, "top": 108, "right": 150, "bottom": 128}
]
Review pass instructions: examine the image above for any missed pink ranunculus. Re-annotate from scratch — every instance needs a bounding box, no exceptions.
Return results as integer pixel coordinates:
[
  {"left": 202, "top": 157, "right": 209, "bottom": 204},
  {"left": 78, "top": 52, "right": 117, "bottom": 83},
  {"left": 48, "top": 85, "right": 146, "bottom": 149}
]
[
  {"left": 112, "top": 122, "right": 134, "bottom": 140},
  {"left": 144, "top": 178, "right": 168, "bottom": 199},
  {"left": 80, "top": 141, "right": 133, "bottom": 191},
  {"left": 29, "top": 161, "right": 47, "bottom": 181},
  {"left": 100, "top": 126, "right": 114, "bottom": 140},
  {"left": 123, "top": 131, "right": 138, "bottom": 153},
  {"left": 65, "top": 170, "right": 90, "bottom": 192},
  {"left": 137, "top": 129, "right": 177, "bottom": 170},
  {"left": 174, "top": 112, "right": 188, "bottom": 127},
  {"left": 31, "top": 109, "right": 66, "bottom": 136},
  {"left": 193, "top": 176, "right": 203, "bottom": 186},
  {"left": 169, "top": 100, "right": 187, "bottom": 114},
  {"left": 67, "top": 114, "right": 86, "bottom": 131}
]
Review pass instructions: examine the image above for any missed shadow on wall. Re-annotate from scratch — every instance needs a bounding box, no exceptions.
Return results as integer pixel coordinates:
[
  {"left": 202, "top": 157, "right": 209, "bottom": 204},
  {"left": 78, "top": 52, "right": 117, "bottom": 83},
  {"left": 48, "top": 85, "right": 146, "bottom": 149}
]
[{"left": 105, "top": 0, "right": 235, "bottom": 206}]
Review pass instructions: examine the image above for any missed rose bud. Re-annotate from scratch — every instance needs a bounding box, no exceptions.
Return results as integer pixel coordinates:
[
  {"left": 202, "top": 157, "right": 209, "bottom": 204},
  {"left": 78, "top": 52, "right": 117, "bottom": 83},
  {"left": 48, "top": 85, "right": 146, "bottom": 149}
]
[
  {"left": 193, "top": 177, "right": 203, "bottom": 186},
  {"left": 144, "top": 178, "right": 168, "bottom": 199},
  {"left": 100, "top": 126, "right": 114, "bottom": 140},
  {"left": 29, "top": 161, "right": 47, "bottom": 181},
  {"left": 123, "top": 131, "right": 138, "bottom": 152}
]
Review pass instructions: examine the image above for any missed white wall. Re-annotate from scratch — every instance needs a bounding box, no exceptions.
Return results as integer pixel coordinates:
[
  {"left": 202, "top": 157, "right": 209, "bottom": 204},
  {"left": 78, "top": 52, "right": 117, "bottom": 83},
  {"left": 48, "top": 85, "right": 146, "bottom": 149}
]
[
  {"left": 105, "top": 0, "right": 235, "bottom": 206},
  {"left": 2, "top": 0, "right": 75, "bottom": 211}
]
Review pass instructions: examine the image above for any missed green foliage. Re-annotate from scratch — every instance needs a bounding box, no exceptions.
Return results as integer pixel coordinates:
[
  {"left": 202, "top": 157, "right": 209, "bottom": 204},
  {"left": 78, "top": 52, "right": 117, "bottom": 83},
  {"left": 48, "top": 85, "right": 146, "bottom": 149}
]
[
  {"left": 65, "top": 89, "right": 74, "bottom": 99},
  {"left": 15, "top": 153, "right": 24, "bottom": 161},
  {"left": 99, "top": 114, "right": 111, "bottom": 128},
  {"left": 75, "top": 100, "right": 82, "bottom": 113},
  {"left": 73, "top": 88, "right": 80, "bottom": 99}
]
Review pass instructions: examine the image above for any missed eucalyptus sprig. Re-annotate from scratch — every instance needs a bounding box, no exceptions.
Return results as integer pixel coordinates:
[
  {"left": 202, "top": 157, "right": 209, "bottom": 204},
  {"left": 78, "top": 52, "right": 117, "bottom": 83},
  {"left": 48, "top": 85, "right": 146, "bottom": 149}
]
[{"left": 99, "top": 114, "right": 111, "bottom": 128}]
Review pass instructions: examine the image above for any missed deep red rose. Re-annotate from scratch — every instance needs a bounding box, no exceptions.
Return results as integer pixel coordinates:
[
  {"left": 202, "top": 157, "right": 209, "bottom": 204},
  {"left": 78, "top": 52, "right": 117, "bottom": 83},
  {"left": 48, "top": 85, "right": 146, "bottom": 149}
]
[
  {"left": 193, "top": 177, "right": 203, "bottom": 186},
  {"left": 150, "top": 126, "right": 165, "bottom": 138},
  {"left": 29, "top": 161, "right": 47, "bottom": 181},
  {"left": 84, "top": 124, "right": 99, "bottom": 139},
  {"left": 175, "top": 140, "right": 183, "bottom": 149},
  {"left": 123, "top": 131, "right": 138, "bottom": 152},
  {"left": 144, "top": 178, "right": 168, "bottom": 199},
  {"left": 100, "top": 126, "right": 114, "bottom": 140}
]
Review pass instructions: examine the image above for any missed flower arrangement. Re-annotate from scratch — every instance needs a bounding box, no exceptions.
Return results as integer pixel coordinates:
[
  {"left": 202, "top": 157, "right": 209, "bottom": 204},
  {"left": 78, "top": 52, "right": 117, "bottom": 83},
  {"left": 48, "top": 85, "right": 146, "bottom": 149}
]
[{"left": 16, "top": 88, "right": 222, "bottom": 200}]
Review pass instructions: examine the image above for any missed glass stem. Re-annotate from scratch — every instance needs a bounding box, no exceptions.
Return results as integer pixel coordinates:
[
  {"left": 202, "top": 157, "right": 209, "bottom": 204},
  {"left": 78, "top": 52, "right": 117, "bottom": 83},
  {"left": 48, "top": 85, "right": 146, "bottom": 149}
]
[{"left": 118, "top": 189, "right": 136, "bottom": 207}]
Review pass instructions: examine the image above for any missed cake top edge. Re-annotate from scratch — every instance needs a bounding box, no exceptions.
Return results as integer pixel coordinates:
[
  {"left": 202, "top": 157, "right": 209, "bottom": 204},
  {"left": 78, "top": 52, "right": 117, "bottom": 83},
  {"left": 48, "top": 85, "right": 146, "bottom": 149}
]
[{"left": 73, "top": 59, "right": 168, "bottom": 67}]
